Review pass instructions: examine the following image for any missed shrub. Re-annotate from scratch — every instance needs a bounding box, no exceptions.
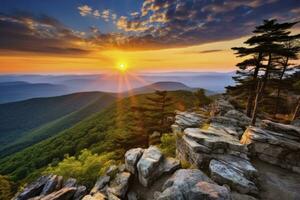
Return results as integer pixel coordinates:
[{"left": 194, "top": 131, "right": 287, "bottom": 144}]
[{"left": 159, "top": 134, "right": 176, "bottom": 157}]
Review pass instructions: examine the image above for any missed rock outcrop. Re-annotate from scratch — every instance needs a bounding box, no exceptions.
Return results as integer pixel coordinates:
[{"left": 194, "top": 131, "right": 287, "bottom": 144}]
[
  {"left": 241, "top": 122, "right": 300, "bottom": 174},
  {"left": 14, "top": 175, "right": 86, "bottom": 200},
  {"left": 156, "top": 169, "right": 231, "bottom": 200}
]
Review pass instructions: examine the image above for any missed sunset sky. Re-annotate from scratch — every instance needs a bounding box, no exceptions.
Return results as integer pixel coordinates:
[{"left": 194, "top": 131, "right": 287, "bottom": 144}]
[{"left": 0, "top": 0, "right": 299, "bottom": 74}]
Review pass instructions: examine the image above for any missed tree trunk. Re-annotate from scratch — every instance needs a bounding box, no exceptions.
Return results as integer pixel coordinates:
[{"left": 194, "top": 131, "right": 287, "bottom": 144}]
[
  {"left": 292, "top": 97, "right": 300, "bottom": 121},
  {"left": 246, "top": 53, "right": 262, "bottom": 117},
  {"left": 251, "top": 53, "right": 272, "bottom": 125},
  {"left": 274, "top": 57, "right": 289, "bottom": 115}
]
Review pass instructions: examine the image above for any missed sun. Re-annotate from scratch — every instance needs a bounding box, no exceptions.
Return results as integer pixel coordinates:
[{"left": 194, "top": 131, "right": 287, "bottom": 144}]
[{"left": 117, "top": 63, "right": 127, "bottom": 73}]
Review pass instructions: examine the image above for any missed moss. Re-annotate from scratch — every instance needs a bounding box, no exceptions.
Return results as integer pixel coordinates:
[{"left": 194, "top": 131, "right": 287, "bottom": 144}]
[{"left": 180, "top": 159, "right": 191, "bottom": 169}]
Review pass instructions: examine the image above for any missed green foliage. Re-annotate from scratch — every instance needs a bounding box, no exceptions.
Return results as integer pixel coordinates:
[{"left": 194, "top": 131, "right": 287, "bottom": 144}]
[
  {"left": 0, "top": 92, "right": 115, "bottom": 158},
  {"left": 0, "top": 175, "right": 16, "bottom": 200},
  {"left": 46, "top": 149, "right": 116, "bottom": 188},
  {"left": 159, "top": 134, "right": 176, "bottom": 157},
  {"left": 180, "top": 159, "right": 191, "bottom": 169},
  {"left": 0, "top": 91, "right": 196, "bottom": 183},
  {"left": 194, "top": 89, "right": 212, "bottom": 108}
]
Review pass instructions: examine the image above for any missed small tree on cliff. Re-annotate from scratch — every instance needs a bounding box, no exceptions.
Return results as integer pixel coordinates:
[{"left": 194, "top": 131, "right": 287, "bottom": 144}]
[
  {"left": 131, "top": 90, "right": 173, "bottom": 146},
  {"left": 194, "top": 89, "right": 211, "bottom": 108}
]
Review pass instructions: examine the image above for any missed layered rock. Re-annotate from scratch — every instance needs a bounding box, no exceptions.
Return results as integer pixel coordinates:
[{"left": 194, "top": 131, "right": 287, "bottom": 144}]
[
  {"left": 173, "top": 111, "right": 207, "bottom": 130},
  {"left": 241, "top": 123, "right": 300, "bottom": 174},
  {"left": 14, "top": 175, "right": 85, "bottom": 200},
  {"left": 156, "top": 169, "right": 231, "bottom": 200},
  {"left": 136, "top": 146, "right": 180, "bottom": 187}
]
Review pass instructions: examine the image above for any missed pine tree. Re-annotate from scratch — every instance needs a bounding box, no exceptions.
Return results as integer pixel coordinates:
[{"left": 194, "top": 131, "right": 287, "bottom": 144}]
[
  {"left": 131, "top": 90, "right": 173, "bottom": 146},
  {"left": 194, "top": 89, "right": 211, "bottom": 108},
  {"left": 230, "top": 19, "right": 299, "bottom": 125}
]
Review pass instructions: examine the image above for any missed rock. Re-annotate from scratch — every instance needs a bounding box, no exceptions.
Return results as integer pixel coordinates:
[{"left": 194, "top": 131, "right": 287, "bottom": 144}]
[
  {"left": 136, "top": 146, "right": 180, "bottom": 187},
  {"left": 127, "top": 191, "right": 138, "bottom": 200},
  {"left": 210, "top": 97, "right": 234, "bottom": 116},
  {"left": 211, "top": 116, "right": 240, "bottom": 128},
  {"left": 231, "top": 192, "right": 258, "bottom": 200},
  {"left": 73, "top": 186, "right": 87, "bottom": 200},
  {"left": 137, "top": 146, "right": 163, "bottom": 187},
  {"left": 125, "top": 148, "right": 144, "bottom": 174},
  {"left": 261, "top": 120, "right": 300, "bottom": 138},
  {"left": 41, "top": 175, "right": 59, "bottom": 195},
  {"left": 224, "top": 109, "right": 251, "bottom": 127},
  {"left": 291, "top": 119, "right": 300, "bottom": 127},
  {"left": 63, "top": 178, "right": 77, "bottom": 187},
  {"left": 118, "top": 164, "right": 126, "bottom": 172},
  {"left": 107, "top": 172, "right": 131, "bottom": 198},
  {"left": 107, "top": 193, "right": 120, "bottom": 200},
  {"left": 16, "top": 175, "right": 52, "bottom": 200},
  {"left": 106, "top": 165, "right": 119, "bottom": 177},
  {"left": 174, "top": 111, "right": 206, "bottom": 129},
  {"left": 82, "top": 192, "right": 106, "bottom": 200},
  {"left": 158, "top": 169, "right": 230, "bottom": 200},
  {"left": 241, "top": 126, "right": 300, "bottom": 173},
  {"left": 209, "top": 159, "right": 258, "bottom": 195},
  {"left": 189, "top": 181, "right": 231, "bottom": 200},
  {"left": 55, "top": 176, "right": 63, "bottom": 191},
  {"left": 40, "top": 187, "right": 77, "bottom": 200},
  {"left": 90, "top": 176, "right": 110, "bottom": 195}
]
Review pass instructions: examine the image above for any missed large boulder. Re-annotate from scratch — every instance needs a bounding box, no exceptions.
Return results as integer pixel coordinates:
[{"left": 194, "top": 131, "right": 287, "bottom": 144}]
[
  {"left": 157, "top": 169, "right": 230, "bottom": 200},
  {"left": 241, "top": 126, "right": 300, "bottom": 173},
  {"left": 107, "top": 172, "right": 131, "bottom": 198},
  {"left": 125, "top": 148, "right": 144, "bottom": 174},
  {"left": 209, "top": 159, "right": 258, "bottom": 195},
  {"left": 136, "top": 146, "right": 180, "bottom": 187},
  {"left": 63, "top": 178, "right": 77, "bottom": 188},
  {"left": 210, "top": 97, "right": 234, "bottom": 116},
  {"left": 224, "top": 110, "right": 251, "bottom": 128}
]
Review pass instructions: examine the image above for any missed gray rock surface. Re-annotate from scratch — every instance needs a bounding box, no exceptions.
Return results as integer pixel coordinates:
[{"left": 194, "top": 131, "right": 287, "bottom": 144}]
[
  {"left": 174, "top": 111, "right": 206, "bottom": 129},
  {"left": 90, "top": 176, "right": 110, "bottom": 195},
  {"left": 15, "top": 175, "right": 52, "bottom": 200},
  {"left": 137, "top": 146, "right": 180, "bottom": 187},
  {"left": 209, "top": 159, "right": 258, "bottom": 195},
  {"left": 73, "top": 186, "right": 87, "bottom": 200},
  {"left": 157, "top": 169, "right": 230, "bottom": 200},
  {"left": 125, "top": 148, "right": 144, "bottom": 174},
  {"left": 63, "top": 178, "right": 77, "bottom": 188},
  {"left": 41, "top": 175, "right": 60, "bottom": 196},
  {"left": 241, "top": 125, "right": 300, "bottom": 173},
  {"left": 107, "top": 172, "right": 131, "bottom": 198}
]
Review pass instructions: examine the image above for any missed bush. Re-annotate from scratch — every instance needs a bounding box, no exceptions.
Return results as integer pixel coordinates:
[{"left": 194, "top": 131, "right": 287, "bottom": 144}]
[
  {"left": 46, "top": 149, "right": 116, "bottom": 188},
  {"left": 159, "top": 134, "right": 176, "bottom": 157}
]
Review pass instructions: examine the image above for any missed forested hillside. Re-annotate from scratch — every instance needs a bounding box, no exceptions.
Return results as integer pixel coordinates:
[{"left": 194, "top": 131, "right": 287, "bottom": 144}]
[
  {"left": 0, "top": 90, "right": 197, "bottom": 183},
  {"left": 0, "top": 92, "right": 116, "bottom": 157},
  {"left": 0, "top": 93, "right": 116, "bottom": 158}
]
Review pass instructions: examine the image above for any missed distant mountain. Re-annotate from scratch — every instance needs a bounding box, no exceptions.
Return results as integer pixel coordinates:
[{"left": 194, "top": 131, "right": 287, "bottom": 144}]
[
  {"left": 0, "top": 81, "right": 68, "bottom": 103},
  {"left": 0, "top": 72, "right": 234, "bottom": 96},
  {"left": 128, "top": 81, "right": 216, "bottom": 95},
  {"left": 0, "top": 92, "right": 116, "bottom": 158}
]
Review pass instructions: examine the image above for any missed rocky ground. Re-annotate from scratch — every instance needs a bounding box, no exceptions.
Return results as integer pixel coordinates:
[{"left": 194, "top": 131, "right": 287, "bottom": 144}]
[{"left": 14, "top": 96, "right": 300, "bottom": 200}]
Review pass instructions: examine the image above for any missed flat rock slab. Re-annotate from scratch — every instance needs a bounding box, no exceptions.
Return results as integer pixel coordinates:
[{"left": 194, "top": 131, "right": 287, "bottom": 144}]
[
  {"left": 157, "top": 169, "right": 230, "bottom": 200},
  {"left": 209, "top": 159, "right": 258, "bottom": 195},
  {"left": 184, "top": 128, "right": 247, "bottom": 153},
  {"left": 261, "top": 120, "right": 300, "bottom": 138}
]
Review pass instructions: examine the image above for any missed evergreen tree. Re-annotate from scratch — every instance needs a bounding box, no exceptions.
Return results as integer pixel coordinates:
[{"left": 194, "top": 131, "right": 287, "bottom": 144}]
[
  {"left": 194, "top": 89, "right": 211, "bottom": 108},
  {"left": 230, "top": 19, "right": 299, "bottom": 125},
  {"left": 131, "top": 90, "right": 174, "bottom": 146}
]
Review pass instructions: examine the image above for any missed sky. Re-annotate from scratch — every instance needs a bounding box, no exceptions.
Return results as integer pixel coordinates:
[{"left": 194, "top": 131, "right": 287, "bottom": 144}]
[{"left": 0, "top": 0, "right": 299, "bottom": 74}]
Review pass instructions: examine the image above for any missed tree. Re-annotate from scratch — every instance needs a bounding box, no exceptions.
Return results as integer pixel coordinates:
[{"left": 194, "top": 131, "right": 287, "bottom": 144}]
[
  {"left": 231, "top": 19, "right": 299, "bottom": 125},
  {"left": 194, "top": 89, "right": 211, "bottom": 108},
  {"left": 131, "top": 91, "right": 174, "bottom": 146}
]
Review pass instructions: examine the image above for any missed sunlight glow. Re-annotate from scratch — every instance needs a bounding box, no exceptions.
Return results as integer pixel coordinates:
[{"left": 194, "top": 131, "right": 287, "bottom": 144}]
[{"left": 117, "top": 63, "right": 127, "bottom": 73}]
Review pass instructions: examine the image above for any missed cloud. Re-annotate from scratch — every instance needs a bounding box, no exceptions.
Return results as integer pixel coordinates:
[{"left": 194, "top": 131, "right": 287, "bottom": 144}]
[
  {"left": 112, "top": 0, "right": 300, "bottom": 50},
  {"left": 78, "top": 5, "right": 92, "bottom": 16},
  {"left": 0, "top": 12, "right": 90, "bottom": 55},
  {"left": 198, "top": 49, "right": 224, "bottom": 54}
]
